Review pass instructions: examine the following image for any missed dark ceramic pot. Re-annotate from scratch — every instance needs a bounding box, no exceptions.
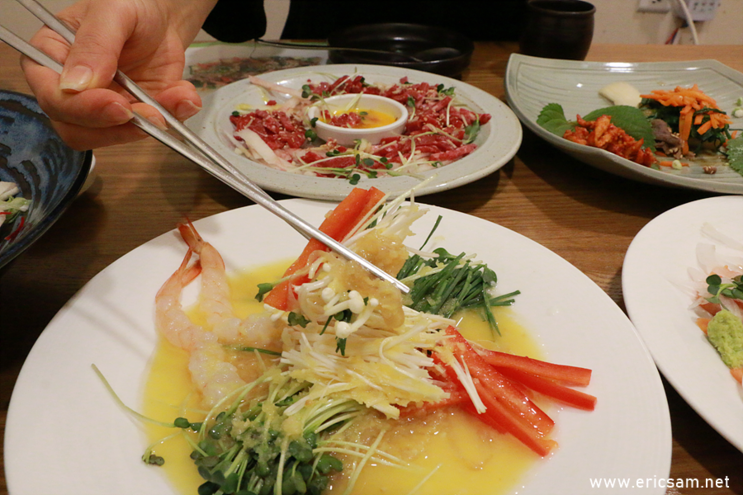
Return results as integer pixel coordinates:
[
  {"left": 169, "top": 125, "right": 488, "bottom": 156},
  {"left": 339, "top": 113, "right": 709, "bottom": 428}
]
[{"left": 519, "top": 0, "right": 596, "bottom": 61}]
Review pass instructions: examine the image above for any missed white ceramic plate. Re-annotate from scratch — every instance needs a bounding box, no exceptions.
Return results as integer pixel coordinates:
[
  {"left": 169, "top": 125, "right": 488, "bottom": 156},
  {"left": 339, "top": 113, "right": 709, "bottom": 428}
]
[
  {"left": 186, "top": 64, "right": 522, "bottom": 200},
  {"left": 623, "top": 195, "right": 743, "bottom": 453},
  {"left": 505, "top": 54, "right": 743, "bottom": 193},
  {"left": 5, "top": 200, "right": 670, "bottom": 494},
  {"left": 184, "top": 41, "right": 329, "bottom": 91}
]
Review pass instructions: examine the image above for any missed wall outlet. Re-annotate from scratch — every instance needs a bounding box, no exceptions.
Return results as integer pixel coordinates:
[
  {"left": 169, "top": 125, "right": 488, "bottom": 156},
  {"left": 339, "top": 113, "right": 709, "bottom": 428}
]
[
  {"left": 672, "top": 0, "right": 721, "bottom": 21},
  {"left": 638, "top": 0, "right": 672, "bottom": 12}
]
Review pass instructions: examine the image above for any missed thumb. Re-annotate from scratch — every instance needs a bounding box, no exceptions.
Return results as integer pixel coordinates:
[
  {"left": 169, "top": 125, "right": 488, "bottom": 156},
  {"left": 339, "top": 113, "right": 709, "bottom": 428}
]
[{"left": 58, "top": 2, "right": 134, "bottom": 93}]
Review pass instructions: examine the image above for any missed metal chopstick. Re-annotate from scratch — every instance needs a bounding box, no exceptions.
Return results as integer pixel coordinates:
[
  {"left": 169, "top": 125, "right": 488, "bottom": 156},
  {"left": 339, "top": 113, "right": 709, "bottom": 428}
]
[{"left": 3, "top": 0, "right": 410, "bottom": 294}]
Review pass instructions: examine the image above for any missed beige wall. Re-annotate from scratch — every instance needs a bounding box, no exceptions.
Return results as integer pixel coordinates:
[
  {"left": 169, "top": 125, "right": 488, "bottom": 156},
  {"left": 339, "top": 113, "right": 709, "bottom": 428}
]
[
  {"left": 594, "top": 0, "right": 743, "bottom": 45},
  {"left": 3, "top": 0, "right": 742, "bottom": 45}
]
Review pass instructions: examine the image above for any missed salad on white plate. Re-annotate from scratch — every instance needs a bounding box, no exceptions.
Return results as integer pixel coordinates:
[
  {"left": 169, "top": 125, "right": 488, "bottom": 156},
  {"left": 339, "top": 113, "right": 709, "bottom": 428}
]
[
  {"left": 623, "top": 195, "right": 743, "bottom": 454},
  {"left": 5, "top": 189, "right": 671, "bottom": 495}
]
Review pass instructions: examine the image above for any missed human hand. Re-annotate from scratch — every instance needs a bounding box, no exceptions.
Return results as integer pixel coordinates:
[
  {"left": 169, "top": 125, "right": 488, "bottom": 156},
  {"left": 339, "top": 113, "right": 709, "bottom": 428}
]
[{"left": 21, "top": 0, "right": 217, "bottom": 150}]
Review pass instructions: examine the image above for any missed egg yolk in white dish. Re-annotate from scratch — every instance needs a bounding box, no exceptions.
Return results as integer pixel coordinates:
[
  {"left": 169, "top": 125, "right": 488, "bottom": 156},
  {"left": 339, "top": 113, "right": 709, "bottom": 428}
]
[
  {"left": 142, "top": 261, "right": 543, "bottom": 495},
  {"left": 323, "top": 108, "right": 397, "bottom": 129}
]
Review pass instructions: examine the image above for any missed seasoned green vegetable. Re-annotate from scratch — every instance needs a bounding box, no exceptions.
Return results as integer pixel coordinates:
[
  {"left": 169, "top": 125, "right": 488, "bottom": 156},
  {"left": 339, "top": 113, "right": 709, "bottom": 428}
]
[{"left": 397, "top": 247, "right": 519, "bottom": 336}]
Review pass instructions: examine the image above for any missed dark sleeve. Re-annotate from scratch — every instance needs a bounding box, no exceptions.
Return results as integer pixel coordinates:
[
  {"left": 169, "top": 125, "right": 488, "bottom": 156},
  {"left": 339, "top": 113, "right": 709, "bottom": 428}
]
[
  {"left": 201, "top": 0, "right": 267, "bottom": 42},
  {"left": 281, "top": 0, "right": 527, "bottom": 41}
]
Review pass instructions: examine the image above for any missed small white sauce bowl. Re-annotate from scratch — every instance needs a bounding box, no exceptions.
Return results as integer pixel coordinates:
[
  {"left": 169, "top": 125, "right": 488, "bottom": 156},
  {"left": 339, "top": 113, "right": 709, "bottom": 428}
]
[{"left": 307, "top": 94, "right": 408, "bottom": 146}]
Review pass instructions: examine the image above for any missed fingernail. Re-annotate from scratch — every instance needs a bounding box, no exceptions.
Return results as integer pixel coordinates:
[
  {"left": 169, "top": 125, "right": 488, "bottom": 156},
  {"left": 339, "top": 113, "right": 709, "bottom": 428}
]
[
  {"left": 105, "top": 102, "right": 134, "bottom": 124},
  {"left": 147, "top": 114, "right": 168, "bottom": 131},
  {"left": 59, "top": 65, "right": 93, "bottom": 93},
  {"left": 175, "top": 100, "right": 201, "bottom": 121}
]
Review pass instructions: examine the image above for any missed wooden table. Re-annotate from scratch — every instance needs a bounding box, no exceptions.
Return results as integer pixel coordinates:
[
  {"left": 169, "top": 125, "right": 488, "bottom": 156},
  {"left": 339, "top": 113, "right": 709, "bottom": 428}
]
[{"left": 1, "top": 42, "right": 742, "bottom": 494}]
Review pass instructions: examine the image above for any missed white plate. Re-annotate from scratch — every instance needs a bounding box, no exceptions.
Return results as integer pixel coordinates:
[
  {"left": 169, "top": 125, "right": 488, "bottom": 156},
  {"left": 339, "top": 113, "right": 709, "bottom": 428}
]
[
  {"left": 623, "top": 195, "right": 743, "bottom": 453},
  {"left": 5, "top": 200, "right": 670, "bottom": 494},
  {"left": 186, "top": 64, "right": 522, "bottom": 200},
  {"left": 505, "top": 54, "right": 743, "bottom": 193},
  {"left": 184, "top": 41, "right": 329, "bottom": 90}
]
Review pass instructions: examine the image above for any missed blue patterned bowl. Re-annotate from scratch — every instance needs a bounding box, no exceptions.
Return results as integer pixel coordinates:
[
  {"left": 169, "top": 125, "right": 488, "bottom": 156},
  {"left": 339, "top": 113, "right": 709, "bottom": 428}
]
[{"left": 0, "top": 90, "right": 92, "bottom": 271}]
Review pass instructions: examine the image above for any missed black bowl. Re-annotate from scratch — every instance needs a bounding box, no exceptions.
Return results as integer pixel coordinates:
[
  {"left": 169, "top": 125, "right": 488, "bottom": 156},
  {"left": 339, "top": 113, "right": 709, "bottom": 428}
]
[
  {"left": 0, "top": 90, "right": 92, "bottom": 273},
  {"left": 327, "top": 23, "right": 474, "bottom": 78}
]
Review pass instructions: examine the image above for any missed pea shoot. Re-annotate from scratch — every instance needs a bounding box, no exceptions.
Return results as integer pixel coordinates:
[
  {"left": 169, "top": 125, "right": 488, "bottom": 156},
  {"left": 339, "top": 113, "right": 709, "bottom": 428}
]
[
  {"left": 177, "top": 372, "right": 358, "bottom": 495},
  {"left": 706, "top": 274, "right": 743, "bottom": 304},
  {"left": 463, "top": 120, "right": 481, "bottom": 144}
]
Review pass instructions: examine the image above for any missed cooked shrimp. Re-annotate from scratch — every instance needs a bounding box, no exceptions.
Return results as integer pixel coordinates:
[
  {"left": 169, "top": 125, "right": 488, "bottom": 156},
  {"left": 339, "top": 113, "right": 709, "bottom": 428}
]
[
  {"left": 178, "top": 222, "right": 235, "bottom": 330},
  {"left": 155, "top": 241, "right": 247, "bottom": 406},
  {"left": 177, "top": 221, "right": 284, "bottom": 349},
  {"left": 155, "top": 248, "right": 205, "bottom": 352}
]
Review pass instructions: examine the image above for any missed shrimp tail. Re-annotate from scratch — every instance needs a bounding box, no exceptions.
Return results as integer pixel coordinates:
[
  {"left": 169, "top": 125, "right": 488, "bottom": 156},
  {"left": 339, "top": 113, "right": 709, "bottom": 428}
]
[
  {"left": 178, "top": 220, "right": 204, "bottom": 253},
  {"left": 158, "top": 247, "right": 202, "bottom": 297},
  {"left": 155, "top": 247, "right": 203, "bottom": 350}
]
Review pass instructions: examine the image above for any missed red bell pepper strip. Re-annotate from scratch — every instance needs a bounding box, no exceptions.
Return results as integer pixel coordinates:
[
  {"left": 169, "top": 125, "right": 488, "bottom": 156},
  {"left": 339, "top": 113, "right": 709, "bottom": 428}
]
[
  {"left": 397, "top": 381, "right": 470, "bottom": 418},
  {"left": 436, "top": 342, "right": 555, "bottom": 456},
  {"left": 498, "top": 368, "right": 597, "bottom": 411},
  {"left": 437, "top": 330, "right": 556, "bottom": 457},
  {"left": 476, "top": 348, "right": 592, "bottom": 387},
  {"left": 263, "top": 186, "right": 386, "bottom": 310},
  {"left": 442, "top": 326, "right": 554, "bottom": 436},
  {"left": 472, "top": 380, "right": 557, "bottom": 457},
  {"left": 460, "top": 402, "right": 508, "bottom": 435}
]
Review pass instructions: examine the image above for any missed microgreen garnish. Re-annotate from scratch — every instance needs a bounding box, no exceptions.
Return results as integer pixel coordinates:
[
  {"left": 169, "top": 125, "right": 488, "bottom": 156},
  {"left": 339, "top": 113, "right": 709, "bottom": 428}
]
[
  {"left": 463, "top": 120, "right": 481, "bottom": 144},
  {"left": 255, "top": 282, "right": 277, "bottom": 302},
  {"left": 144, "top": 452, "right": 165, "bottom": 466},
  {"left": 706, "top": 274, "right": 743, "bottom": 304},
  {"left": 288, "top": 312, "right": 311, "bottom": 328},
  {"left": 436, "top": 84, "right": 456, "bottom": 96},
  {"left": 185, "top": 373, "right": 355, "bottom": 495}
]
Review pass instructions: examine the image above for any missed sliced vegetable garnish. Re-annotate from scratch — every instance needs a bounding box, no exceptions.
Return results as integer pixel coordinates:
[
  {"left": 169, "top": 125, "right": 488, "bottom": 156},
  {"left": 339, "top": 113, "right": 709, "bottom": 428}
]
[{"left": 262, "top": 187, "right": 386, "bottom": 310}]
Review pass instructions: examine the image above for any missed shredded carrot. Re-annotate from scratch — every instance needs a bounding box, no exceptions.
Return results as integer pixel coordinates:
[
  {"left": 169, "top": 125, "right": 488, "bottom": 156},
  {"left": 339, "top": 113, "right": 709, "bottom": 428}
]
[
  {"left": 640, "top": 84, "right": 733, "bottom": 150},
  {"left": 679, "top": 111, "right": 693, "bottom": 152},
  {"left": 731, "top": 368, "right": 743, "bottom": 384},
  {"left": 641, "top": 84, "right": 720, "bottom": 113},
  {"left": 697, "top": 120, "right": 713, "bottom": 135},
  {"left": 696, "top": 317, "right": 710, "bottom": 334}
]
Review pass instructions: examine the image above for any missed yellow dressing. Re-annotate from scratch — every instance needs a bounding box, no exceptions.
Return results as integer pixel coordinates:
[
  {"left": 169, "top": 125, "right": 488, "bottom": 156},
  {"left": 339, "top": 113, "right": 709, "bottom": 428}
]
[
  {"left": 143, "top": 262, "right": 543, "bottom": 495},
  {"left": 142, "top": 341, "right": 205, "bottom": 495},
  {"left": 326, "top": 309, "right": 543, "bottom": 495},
  {"left": 324, "top": 108, "right": 397, "bottom": 129}
]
